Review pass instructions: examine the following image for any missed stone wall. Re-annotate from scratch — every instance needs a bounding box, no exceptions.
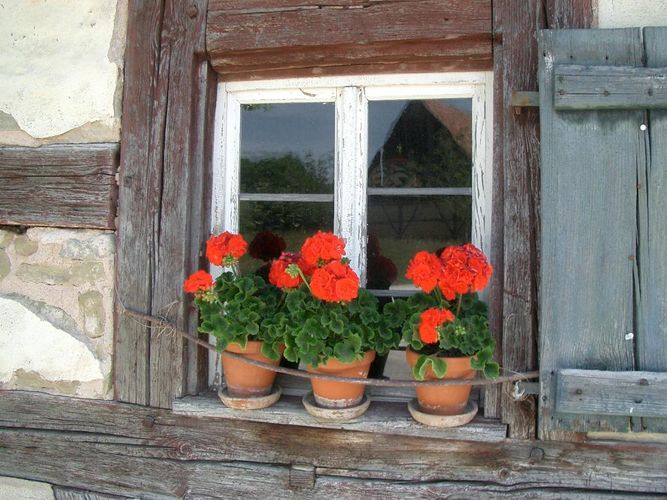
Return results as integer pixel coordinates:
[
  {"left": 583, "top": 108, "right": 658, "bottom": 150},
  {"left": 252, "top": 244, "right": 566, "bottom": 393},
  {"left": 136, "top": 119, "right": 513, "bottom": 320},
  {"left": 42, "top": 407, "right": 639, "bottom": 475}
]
[
  {"left": 597, "top": 0, "right": 667, "bottom": 28},
  {"left": 0, "top": 0, "right": 126, "bottom": 400}
]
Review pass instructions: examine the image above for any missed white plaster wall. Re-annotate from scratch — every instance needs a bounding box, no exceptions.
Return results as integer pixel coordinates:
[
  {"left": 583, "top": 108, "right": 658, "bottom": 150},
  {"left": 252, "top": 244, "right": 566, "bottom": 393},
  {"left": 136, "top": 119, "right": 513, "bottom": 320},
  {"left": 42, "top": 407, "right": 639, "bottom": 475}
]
[
  {"left": 0, "top": 477, "right": 54, "bottom": 500},
  {"left": 0, "top": 0, "right": 127, "bottom": 145},
  {"left": 597, "top": 0, "right": 667, "bottom": 28}
]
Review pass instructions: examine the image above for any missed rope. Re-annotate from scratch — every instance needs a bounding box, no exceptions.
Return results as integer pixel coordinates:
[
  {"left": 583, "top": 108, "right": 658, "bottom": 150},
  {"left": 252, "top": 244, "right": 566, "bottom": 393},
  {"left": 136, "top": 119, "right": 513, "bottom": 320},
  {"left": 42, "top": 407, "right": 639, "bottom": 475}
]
[{"left": 119, "top": 304, "right": 538, "bottom": 387}]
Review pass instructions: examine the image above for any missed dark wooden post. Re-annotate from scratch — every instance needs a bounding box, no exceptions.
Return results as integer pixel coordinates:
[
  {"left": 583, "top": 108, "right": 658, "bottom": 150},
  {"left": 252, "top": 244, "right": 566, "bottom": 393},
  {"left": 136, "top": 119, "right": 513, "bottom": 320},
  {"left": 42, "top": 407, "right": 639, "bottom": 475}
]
[
  {"left": 114, "top": 0, "right": 215, "bottom": 407},
  {"left": 491, "top": 0, "right": 594, "bottom": 438}
]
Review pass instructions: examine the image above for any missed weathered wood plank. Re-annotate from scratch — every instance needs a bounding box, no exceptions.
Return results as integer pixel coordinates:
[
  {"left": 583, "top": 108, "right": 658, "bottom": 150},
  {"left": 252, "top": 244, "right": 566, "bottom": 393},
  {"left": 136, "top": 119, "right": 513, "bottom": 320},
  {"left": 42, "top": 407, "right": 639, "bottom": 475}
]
[
  {"left": 545, "top": 0, "right": 595, "bottom": 30},
  {"left": 485, "top": 0, "right": 504, "bottom": 420},
  {"left": 640, "top": 27, "right": 667, "bottom": 433},
  {"left": 497, "top": 0, "right": 544, "bottom": 440},
  {"left": 0, "top": 144, "right": 118, "bottom": 229},
  {"left": 52, "top": 486, "right": 124, "bottom": 500},
  {"left": 115, "top": 0, "right": 214, "bottom": 407},
  {"left": 206, "top": 0, "right": 492, "bottom": 79},
  {"left": 1, "top": 391, "right": 667, "bottom": 496},
  {"left": 554, "top": 64, "right": 667, "bottom": 110},
  {"left": 538, "top": 29, "right": 644, "bottom": 436},
  {"left": 114, "top": 0, "right": 165, "bottom": 406},
  {"left": 555, "top": 370, "right": 667, "bottom": 418},
  {"left": 174, "top": 392, "right": 507, "bottom": 442}
]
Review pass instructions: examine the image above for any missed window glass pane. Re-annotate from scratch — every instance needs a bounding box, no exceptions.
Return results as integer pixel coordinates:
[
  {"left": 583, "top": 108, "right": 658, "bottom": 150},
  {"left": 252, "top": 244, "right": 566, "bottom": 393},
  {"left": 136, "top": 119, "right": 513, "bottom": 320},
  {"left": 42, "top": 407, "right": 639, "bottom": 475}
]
[
  {"left": 368, "top": 99, "right": 472, "bottom": 188},
  {"left": 240, "top": 103, "right": 334, "bottom": 194},
  {"left": 367, "top": 196, "right": 471, "bottom": 288},
  {"left": 239, "top": 200, "right": 334, "bottom": 274}
]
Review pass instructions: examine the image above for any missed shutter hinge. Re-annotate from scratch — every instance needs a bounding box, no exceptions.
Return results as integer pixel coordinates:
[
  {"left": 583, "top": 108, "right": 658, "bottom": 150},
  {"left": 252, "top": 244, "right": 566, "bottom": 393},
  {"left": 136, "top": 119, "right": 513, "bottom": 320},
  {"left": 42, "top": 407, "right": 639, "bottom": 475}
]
[{"left": 513, "top": 381, "right": 540, "bottom": 400}]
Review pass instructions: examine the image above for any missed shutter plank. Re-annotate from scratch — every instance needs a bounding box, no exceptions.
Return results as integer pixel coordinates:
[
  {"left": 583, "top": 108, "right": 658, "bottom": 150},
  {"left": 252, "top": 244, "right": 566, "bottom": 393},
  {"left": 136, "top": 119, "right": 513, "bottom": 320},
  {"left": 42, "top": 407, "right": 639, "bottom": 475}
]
[
  {"left": 555, "top": 369, "right": 667, "bottom": 418},
  {"left": 538, "top": 29, "right": 643, "bottom": 435},
  {"left": 639, "top": 27, "right": 667, "bottom": 433},
  {"left": 554, "top": 65, "right": 667, "bottom": 110}
]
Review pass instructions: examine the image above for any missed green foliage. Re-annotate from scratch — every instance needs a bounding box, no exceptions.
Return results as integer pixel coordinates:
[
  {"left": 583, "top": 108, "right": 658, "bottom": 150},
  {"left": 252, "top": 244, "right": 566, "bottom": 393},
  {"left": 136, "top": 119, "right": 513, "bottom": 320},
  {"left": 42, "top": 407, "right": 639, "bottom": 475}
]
[
  {"left": 195, "top": 272, "right": 284, "bottom": 360},
  {"left": 280, "top": 287, "right": 399, "bottom": 368},
  {"left": 383, "top": 291, "right": 499, "bottom": 380}
]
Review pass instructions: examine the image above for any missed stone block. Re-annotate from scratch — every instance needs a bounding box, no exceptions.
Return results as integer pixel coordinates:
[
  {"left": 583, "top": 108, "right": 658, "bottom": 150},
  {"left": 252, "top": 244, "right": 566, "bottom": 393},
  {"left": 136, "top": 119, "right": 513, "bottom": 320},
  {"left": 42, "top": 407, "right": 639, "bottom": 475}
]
[
  {"left": 0, "top": 230, "right": 15, "bottom": 249},
  {"left": 14, "top": 234, "right": 38, "bottom": 256},
  {"left": 61, "top": 234, "right": 114, "bottom": 260},
  {"left": 78, "top": 290, "right": 105, "bottom": 338},
  {"left": 0, "top": 250, "right": 9, "bottom": 281},
  {"left": 17, "top": 264, "right": 69, "bottom": 285}
]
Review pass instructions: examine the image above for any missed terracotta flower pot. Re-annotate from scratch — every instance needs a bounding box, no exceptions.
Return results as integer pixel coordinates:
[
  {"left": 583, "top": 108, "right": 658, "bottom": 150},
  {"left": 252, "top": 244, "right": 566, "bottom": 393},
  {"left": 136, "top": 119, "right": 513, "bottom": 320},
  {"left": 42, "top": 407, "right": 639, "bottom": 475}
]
[
  {"left": 406, "top": 348, "right": 475, "bottom": 415},
  {"left": 306, "top": 350, "right": 376, "bottom": 408},
  {"left": 221, "top": 341, "right": 284, "bottom": 398}
]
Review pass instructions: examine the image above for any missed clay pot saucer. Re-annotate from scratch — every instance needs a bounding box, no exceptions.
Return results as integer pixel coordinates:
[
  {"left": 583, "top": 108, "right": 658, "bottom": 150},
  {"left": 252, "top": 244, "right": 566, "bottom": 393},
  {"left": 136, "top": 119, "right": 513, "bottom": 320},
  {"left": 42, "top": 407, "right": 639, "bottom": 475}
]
[
  {"left": 407, "top": 399, "right": 478, "bottom": 427},
  {"left": 218, "top": 385, "right": 282, "bottom": 410},
  {"left": 302, "top": 391, "right": 370, "bottom": 421}
]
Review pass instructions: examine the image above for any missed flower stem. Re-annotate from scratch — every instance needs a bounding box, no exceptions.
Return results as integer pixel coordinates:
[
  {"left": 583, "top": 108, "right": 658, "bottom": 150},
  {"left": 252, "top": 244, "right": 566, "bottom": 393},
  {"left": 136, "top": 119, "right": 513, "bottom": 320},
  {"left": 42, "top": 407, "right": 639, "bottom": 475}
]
[{"left": 455, "top": 294, "right": 463, "bottom": 317}]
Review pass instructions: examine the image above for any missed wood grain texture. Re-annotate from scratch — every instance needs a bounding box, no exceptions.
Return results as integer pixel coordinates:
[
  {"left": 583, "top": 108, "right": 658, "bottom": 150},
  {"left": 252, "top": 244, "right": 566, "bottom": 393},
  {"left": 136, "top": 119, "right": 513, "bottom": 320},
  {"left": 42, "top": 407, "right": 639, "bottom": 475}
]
[
  {"left": 1, "top": 391, "right": 667, "bottom": 497},
  {"left": 52, "top": 486, "right": 124, "bottom": 500},
  {"left": 484, "top": 0, "right": 504, "bottom": 420},
  {"left": 538, "top": 29, "right": 644, "bottom": 435},
  {"left": 545, "top": 0, "right": 596, "bottom": 29},
  {"left": 174, "top": 392, "right": 507, "bottom": 442},
  {"left": 639, "top": 27, "right": 667, "bottom": 433},
  {"left": 555, "top": 369, "right": 667, "bottom": 418},
  {"left": 114, "top": 0, "right": 214, "bottom": 407},
  {"left": 497, "top": 0, "right": 544, "bottom": 439},
  {"left": 554, "top": 64, "right": 667, "bottom": 110},
  {"left": 0, "top": 144, "right": 118, "bottom": 229},
  {"left": 206, "top": 0, "right": 493, "bottom": 79}
]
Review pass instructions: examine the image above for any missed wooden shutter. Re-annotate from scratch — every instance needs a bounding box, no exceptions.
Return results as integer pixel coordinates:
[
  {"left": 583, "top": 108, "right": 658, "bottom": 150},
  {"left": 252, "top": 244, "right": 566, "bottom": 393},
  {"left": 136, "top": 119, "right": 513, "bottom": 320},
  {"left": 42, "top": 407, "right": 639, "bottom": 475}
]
[{"left": 539, "top": 27, "right": 667, "bottom": 436}]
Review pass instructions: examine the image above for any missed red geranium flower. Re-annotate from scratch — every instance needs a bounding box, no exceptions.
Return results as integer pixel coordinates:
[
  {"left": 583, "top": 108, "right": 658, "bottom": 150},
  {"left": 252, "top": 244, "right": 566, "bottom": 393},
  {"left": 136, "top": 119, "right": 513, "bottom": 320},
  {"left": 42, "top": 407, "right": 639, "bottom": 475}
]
[
  {"left": 183, "top": 270, "right": 213, "bottom": 293},
  {"left": 269, "top": 252, "right": 303, "bottom": 289},
  {"left": 206, "top": 232, "right": 247, "bottom": 266},
  {"left": 405, "top": 251, "right": 443, "bottom": 293},
  {"left": 300, "top": 231, "right": 346, "bottom": 267},
  {"left": 310, "top": 260, "right": 359, "bottom": 302},
  {"left": 418, "top": 308, "right": 455, "bottom": 344},
  {"left": 438, "top": 244, "right": 492, "bottom": 299},
  {"left": 248, "top": 231, "right": 286, "bottom": 262}
]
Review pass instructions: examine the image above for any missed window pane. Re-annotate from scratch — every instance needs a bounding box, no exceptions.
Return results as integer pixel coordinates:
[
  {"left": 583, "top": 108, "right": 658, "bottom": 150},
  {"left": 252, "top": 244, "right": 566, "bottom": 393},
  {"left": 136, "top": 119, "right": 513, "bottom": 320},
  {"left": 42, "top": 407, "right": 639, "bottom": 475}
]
[
  {"left": 239, "top": 200, "right": 334, "bottom": 274},
  {"left": 368, "top": 99, "right": 472, "bottom": 188},
  {"left": 366, "top": 196, "right": 471, "bottom": 288},
  {"left": 241, "top": 103, "right": 334, "bottom": 194}
]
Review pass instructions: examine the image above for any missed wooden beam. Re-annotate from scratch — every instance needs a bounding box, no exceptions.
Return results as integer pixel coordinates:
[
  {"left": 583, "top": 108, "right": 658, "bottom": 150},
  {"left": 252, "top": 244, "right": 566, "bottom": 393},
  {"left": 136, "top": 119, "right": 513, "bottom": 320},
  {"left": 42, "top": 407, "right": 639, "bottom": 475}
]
[
  {"left": 492, "top": 0, "right": 595, "bottom": 440},
  {"left": 554, "top": 65, "right": 667, "bottom": 110},
  {"left": 206, "top": 0, "right": 493, "bottom": 79},
  {"left": 1, "top": 391, "right": 666, "bottom": 497},
  {"left": 114, "top": 0, "right": 214, "bottom": 407},
  {"left": 556, "top": 370, "right": 667, "bottom": 418},
  {"left": 0, "top": 144, "right": 118, "bottom": 229}
]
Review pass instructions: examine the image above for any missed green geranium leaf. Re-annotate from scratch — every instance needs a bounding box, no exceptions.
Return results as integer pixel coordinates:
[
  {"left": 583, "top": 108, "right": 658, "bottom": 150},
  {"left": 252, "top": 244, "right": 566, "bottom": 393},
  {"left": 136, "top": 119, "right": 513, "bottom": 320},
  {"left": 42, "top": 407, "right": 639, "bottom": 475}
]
[
  {"left": 431, "top": 357, "right": 447, "bottom": 378},
  {"left": 413, "top": 355, "right": 430, "bottom": 381},
  {"left": 333, "top": 342, "right": 356, "bottom": 363},
  {"left": 483, "top": 361, "right": 500, "bottom": 379}
]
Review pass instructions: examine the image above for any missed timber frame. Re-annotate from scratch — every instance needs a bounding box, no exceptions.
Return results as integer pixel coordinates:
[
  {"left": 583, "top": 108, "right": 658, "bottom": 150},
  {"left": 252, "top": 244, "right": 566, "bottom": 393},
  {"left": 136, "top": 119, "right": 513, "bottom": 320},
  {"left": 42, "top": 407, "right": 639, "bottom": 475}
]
[{"left": 5, "top": 0, "right": 667, "bottom": 497}]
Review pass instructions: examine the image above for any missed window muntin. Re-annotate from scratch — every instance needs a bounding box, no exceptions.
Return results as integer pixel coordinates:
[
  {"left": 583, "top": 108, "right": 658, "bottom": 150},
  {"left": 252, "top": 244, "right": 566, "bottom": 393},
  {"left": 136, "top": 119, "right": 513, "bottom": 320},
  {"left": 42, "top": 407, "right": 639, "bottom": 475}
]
[{"left": 212, "top": 73, "right": 492, "bottom": 283}]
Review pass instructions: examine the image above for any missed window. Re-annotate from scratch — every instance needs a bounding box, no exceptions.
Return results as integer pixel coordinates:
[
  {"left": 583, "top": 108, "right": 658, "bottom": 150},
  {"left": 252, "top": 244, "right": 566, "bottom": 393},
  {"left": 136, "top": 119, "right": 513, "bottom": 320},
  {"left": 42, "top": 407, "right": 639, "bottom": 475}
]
[{"left": 211, "top": 73, "right": 493, "bottom": 288}]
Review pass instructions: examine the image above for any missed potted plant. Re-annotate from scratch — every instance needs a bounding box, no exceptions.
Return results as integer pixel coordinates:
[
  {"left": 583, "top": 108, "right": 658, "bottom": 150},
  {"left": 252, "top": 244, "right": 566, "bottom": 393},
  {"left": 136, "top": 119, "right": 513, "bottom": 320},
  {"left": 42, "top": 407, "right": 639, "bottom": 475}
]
[
  {"left": 266, "top": 231, "right": 399, "bottom": 411},
  {"left": 183, "top": 232, "right": 284, "bottom": 403},
  {"left": 384, "top": 243, "right": 499, "bottom": 417}
]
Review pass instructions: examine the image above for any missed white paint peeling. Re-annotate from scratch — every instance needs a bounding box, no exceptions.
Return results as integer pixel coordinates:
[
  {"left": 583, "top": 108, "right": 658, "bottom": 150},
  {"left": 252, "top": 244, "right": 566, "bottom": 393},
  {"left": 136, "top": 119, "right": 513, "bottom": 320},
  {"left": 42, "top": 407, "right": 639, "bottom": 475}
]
[{"left": 0, "top": 0, "right": 121, "bottom": 138}]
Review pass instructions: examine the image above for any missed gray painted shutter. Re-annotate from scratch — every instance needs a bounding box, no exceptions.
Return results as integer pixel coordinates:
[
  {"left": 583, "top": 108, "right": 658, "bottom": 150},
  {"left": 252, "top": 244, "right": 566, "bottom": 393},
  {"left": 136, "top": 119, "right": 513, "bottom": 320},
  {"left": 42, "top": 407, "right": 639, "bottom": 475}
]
[{"left": 539, "top": 28, "right": 667, "bottom": 436}]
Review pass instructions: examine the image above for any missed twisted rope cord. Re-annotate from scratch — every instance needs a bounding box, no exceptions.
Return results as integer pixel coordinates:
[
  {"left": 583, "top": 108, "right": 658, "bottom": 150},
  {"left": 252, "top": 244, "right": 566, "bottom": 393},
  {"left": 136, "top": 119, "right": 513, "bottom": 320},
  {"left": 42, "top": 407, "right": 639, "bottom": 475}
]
[{"left": 119, "top": 304, "right": 538, "bottom": 387}]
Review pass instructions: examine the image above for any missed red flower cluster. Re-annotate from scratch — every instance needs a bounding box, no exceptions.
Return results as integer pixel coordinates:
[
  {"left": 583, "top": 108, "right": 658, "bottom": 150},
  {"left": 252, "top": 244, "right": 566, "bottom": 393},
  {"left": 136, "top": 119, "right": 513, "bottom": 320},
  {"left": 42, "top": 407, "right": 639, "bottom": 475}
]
[
  {"left": 310, "top": 260, "right": 359, "bottom": 302},
  {"left": 300, "top": 231, "right": 346, "bottom": 267},
  {"left": 206, "top": 232, "right": 247, "bottom": 266},
  {"left": 183, "top": 270, "right": 213, "bottom": 293},
  {"left": 418, "top": 308, "right": 455, "bottom": 344},
  {"left": 406, "top": 244, "right": 492, "bottom": 300},
  {"left": 248, "top": 231, "right": 286, "bottom": 262},
  {"left": 438, "top": 243, "right": 493, "bottom": 300},
  {"left": 405, "top": 251, "right": 443, "bottom": 293},
  {"left": 269, "top": 252, "right": 304, "bottom": 289}
]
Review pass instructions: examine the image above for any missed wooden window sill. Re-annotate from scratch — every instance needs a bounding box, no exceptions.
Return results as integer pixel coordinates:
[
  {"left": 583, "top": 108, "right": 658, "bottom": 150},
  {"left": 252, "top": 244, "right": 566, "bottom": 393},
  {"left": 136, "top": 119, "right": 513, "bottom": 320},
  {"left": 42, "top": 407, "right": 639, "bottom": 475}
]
[{"left": 174, "top": 375, "right": 507, "bottom": 442}]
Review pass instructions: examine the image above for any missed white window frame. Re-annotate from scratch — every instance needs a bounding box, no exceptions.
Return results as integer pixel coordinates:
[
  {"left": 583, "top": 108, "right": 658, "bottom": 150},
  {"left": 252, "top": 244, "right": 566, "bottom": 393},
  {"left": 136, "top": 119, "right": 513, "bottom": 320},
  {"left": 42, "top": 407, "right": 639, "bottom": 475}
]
[{"left": 209, "top": 72, "right": 493, "bottom": 382}]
